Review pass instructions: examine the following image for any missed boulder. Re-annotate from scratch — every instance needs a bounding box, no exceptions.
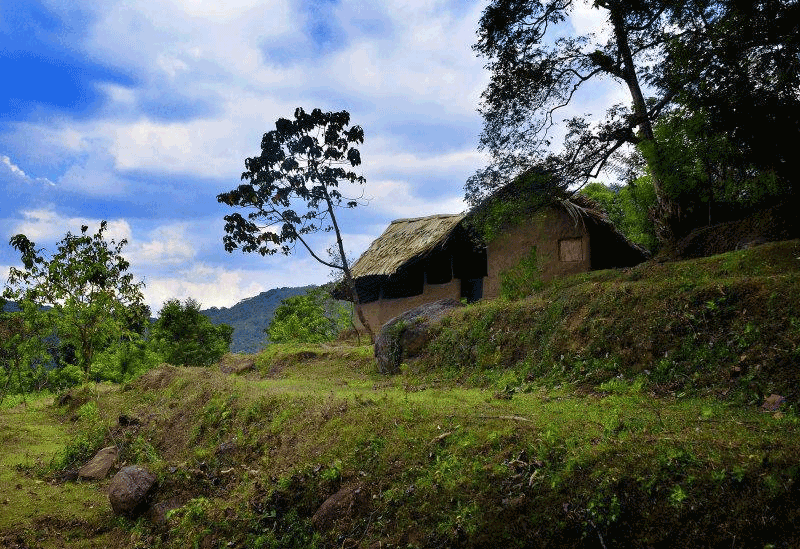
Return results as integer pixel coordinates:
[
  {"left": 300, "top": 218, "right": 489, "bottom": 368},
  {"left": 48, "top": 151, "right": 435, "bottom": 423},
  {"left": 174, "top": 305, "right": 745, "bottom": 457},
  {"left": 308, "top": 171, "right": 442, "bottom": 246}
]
[
  {"left": 312, "top": 483, "right": 368, "bottom": 532},
  {"left": 78, "top": 446, "right": 118, "bottom": 480},
  {"left": 374, "top": 299, "right": 463, "bottom": 374},
  {"left": 108, "top": 466, "right": 157, "bottom": 517}
]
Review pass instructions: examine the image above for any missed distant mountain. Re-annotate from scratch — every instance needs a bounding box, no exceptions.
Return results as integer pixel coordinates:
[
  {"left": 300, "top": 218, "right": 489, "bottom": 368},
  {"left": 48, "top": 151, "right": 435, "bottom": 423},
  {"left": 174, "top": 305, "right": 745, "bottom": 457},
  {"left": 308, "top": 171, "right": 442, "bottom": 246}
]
[
  {"left": 2, "top": 301, "right": 21, "bottom": 313},
  {"left": 201, "top": 286, "right": 312, "bottom": 353}
]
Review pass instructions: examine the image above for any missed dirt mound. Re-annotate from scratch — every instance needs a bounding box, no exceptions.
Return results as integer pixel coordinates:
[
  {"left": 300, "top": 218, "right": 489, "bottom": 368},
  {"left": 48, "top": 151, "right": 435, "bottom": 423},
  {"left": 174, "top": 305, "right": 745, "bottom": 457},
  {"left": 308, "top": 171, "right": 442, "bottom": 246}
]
[{"left": 136, "top": 365, "right": 180, "bottom": 391}]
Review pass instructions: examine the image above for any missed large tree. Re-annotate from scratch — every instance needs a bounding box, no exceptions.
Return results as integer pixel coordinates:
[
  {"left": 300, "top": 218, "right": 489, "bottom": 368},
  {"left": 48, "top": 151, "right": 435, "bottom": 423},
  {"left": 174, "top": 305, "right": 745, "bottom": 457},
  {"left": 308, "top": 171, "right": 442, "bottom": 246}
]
[
  {"left": 470, "top": 0, "right": 681, "bottom": 209},
  {"left": 217, "top": 107, "right": 375, "bottom": 339},
  {"left": 470, "top": 0, "right": 800, "bottom": 241},
  {"left": 4, "top": 222, "right": 149, "bottom": 377}
]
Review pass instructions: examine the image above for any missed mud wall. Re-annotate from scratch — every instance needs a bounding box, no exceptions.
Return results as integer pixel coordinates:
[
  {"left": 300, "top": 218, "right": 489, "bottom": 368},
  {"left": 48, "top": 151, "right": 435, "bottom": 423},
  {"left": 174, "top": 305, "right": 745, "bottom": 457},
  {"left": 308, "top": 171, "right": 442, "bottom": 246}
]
[
  {"left": 483, "top": 209, "right": 591, "bottom": 300},
  {"left": 356, "top": 278, "right": 461, "bottom": 332}
]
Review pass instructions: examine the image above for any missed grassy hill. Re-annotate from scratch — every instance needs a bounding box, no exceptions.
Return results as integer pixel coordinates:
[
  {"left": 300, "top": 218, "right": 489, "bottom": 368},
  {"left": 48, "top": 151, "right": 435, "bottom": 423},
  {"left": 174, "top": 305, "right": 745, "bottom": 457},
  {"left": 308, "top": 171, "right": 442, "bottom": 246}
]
[{"left": 1, "top": 240, "right": 799, "bottom": 548}]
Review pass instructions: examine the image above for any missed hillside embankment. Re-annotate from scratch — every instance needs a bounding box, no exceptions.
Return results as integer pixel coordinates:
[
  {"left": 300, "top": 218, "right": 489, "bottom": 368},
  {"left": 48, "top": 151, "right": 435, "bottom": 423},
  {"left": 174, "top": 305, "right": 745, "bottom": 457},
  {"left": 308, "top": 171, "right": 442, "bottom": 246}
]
[{"left": 1, "top": 240, "right": 799, "bottom": 548}]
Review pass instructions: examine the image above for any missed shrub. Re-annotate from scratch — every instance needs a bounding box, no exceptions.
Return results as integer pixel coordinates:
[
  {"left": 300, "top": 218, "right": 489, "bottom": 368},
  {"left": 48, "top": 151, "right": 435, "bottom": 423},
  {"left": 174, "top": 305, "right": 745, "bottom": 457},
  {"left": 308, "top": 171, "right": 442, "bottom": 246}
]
[{"left": 150, "top": 298, "right": 232, "bottom": 366}]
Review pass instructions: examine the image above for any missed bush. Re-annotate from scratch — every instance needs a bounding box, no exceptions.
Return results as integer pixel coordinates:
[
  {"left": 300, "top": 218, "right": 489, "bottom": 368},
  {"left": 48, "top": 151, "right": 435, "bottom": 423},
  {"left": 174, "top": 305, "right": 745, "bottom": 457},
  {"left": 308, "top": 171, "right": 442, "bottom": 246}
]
[
  {"left": 89, "top": 338, "right": 162, "bottom": 383},
  {"left": 267, "top": 287, "right": 351, "bottom": 344},
  {"left": 150, "top": 298, "right": 233, "bottom": 366}
]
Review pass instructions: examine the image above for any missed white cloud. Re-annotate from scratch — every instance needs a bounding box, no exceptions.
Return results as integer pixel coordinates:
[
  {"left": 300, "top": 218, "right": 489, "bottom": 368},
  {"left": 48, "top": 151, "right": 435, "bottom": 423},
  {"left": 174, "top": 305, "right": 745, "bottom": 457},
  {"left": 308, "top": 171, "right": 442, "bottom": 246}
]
[
  {"left": 143, "top": 260, "right": 326, "bottom": 312},
  {"left": 1, "top": 155, "right": 55, "bottom": 187},
  {"left": 366, "top": 178, "right": 467, "bottom": 219},
  {"left": 12, "top": 208, "right": 132, "bottom": 245},
  {"left": 570, "top": 0, "right": 612, "bottom": 40},
  {"left": 128, "top": 223, "right": 197, "bottom": 267}
]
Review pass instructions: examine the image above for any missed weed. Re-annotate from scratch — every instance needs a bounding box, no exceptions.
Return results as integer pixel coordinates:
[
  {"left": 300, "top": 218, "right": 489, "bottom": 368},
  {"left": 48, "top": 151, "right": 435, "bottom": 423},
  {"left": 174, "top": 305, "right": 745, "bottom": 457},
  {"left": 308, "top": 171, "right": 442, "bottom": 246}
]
[{"left": 669, "top": 484, "right": 689, "bottom": 507}]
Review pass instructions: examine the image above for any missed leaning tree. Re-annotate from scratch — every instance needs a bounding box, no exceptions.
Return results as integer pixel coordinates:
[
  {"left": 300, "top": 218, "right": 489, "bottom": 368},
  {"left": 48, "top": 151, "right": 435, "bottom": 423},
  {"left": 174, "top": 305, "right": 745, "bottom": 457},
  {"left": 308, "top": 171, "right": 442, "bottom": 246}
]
[
  {"left": 217, "top": 107, "right": 375, "bottom": 339},
  {"left": 471, "top": 0, "right": 800, "bottom": 241}
]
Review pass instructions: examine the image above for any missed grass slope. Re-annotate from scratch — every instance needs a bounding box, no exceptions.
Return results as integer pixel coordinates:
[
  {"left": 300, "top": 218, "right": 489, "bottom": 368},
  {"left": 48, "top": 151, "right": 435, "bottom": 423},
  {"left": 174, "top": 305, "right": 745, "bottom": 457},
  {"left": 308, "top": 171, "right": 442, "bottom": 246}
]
[{"left": 1, "top": 241, "right": 799, "bottom": 548}]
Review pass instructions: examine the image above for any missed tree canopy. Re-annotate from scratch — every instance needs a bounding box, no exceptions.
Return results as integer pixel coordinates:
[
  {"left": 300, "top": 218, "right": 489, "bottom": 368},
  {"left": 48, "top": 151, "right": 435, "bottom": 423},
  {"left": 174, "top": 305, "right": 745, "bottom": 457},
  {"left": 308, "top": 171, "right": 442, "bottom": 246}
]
[
  {"left": 3, "top": 222, "right": 148, "bottom": 376},
  {"left": 266, "top": 286, "right": 351, "bottom": 344},
  {"left": 470, "top": 0, "right": 800, "bottom": 241},
  {"left": 218, "top": 107, "right": 375, "bottom": 338},
  {"left": 150, "top": 298, "right": 233, "bottom": 367}
]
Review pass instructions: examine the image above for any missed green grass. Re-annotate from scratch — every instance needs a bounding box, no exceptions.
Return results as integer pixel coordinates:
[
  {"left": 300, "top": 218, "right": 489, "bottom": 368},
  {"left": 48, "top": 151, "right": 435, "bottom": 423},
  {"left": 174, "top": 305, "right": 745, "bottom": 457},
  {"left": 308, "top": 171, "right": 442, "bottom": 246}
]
[
  {"left": 1, "top": 241, "right": 800, "bottom": 548},
  {"left": 0, "top": 394, "right": 120, "bottom": 548}
]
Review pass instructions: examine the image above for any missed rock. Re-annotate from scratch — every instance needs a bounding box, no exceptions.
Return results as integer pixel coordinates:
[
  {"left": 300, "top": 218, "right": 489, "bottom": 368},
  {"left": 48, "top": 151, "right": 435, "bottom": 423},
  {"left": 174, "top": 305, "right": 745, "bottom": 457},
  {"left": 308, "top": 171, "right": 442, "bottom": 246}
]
[
  {"left": 149, "top": 497, "right": 184, "bottom": 526},
  {"left": 374, "top": 299, "right": 463, "bottom": 374},
  {"left": 762, "top": 394, "right": 786, "bottom": 412},
  {"left": 108, "top": 466, "right": 157, "bottom": 517},
  {"left": 118, "top": 415, "right": 140, "bottom": 427},
  {"left": 312, "top": 484, "right": 368, "bottom": 532},
  {"left": 78, "top": 446, "right": 118, "bottom": 480}
]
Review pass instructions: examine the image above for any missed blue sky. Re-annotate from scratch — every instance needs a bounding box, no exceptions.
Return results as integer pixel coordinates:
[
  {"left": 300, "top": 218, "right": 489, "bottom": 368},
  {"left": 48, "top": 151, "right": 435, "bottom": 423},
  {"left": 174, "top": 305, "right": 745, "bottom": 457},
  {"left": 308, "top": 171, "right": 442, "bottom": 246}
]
[{"left": 1, "top": 0, "right": 616, "bottom": 312}]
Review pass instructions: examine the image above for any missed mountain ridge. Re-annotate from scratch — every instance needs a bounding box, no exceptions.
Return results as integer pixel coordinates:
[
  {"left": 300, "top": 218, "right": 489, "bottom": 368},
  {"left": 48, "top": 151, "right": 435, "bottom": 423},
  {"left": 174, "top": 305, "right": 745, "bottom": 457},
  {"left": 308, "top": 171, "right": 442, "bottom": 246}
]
[{"left": 200, "top": 286, "right": 312, "bottom": 353}]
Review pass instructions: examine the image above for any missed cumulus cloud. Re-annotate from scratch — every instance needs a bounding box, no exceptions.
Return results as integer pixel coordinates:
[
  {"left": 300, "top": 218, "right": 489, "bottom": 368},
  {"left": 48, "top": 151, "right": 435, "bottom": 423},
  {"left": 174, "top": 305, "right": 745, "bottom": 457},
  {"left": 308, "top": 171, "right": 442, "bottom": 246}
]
[
  {"left": 143, "top": 259, "right": 326, "bottom": 312},
  {"left": 127, "top": 223, "right": 197, "bottom": 267},
  {"left": 569, "top": 0, "right": 612, "bottom": 40}
]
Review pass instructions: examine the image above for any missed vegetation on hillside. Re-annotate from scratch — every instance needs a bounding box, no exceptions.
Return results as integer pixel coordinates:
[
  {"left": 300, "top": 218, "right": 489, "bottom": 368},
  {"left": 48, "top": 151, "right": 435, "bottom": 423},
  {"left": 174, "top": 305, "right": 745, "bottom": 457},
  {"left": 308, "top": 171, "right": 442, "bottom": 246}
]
[
  {"left": 1, "top": 241, "right": 799, "bottom": 548},
  {"left": 0, "top": 225, "right": 234, "bottom": 401},
  {"left": 201, "top": 286, "right": 311, "bottom": 353}
]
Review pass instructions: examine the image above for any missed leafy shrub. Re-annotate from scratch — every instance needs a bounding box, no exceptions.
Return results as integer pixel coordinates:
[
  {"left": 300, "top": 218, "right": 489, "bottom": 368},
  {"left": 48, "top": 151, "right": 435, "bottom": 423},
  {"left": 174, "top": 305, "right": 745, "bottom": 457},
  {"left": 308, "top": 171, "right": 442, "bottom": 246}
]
[
  {"left": 150, "top": 298, "right": 233, "bottom": 366},
  {"left": 267, "top": 287, "right": 350, "bottom": 344},
  {"left": 89, "top": 338, "right": 161, "bottom": 383}
]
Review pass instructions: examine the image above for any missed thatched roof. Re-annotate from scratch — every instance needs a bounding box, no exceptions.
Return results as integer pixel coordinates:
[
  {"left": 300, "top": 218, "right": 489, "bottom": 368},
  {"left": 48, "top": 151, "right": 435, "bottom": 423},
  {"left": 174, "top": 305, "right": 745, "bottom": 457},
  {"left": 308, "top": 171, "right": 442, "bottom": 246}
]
[{"left": 349, "top": 214, "right": 465, "bottom": 278}]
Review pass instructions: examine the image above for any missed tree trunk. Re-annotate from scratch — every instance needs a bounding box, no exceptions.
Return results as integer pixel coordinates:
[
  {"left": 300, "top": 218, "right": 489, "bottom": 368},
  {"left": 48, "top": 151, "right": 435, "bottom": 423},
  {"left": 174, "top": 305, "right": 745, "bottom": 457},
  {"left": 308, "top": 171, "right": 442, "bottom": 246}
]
[
  {"left": 608, "top": 2, "right": 679, "bottom": 243},
  {"left": 323, "top": 191, "right": 375, "bottom": 342}
]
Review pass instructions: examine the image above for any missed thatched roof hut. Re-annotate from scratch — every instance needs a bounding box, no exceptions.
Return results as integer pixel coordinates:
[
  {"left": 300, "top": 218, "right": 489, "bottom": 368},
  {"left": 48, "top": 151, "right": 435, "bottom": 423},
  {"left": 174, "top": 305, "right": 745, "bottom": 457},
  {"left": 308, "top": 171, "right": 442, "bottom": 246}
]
[
  {"left": 349, "top": 214, "right": 466, "bottom": 278},
  {"left": 337, "top": 183, "right": 649, "bottom": 331}
]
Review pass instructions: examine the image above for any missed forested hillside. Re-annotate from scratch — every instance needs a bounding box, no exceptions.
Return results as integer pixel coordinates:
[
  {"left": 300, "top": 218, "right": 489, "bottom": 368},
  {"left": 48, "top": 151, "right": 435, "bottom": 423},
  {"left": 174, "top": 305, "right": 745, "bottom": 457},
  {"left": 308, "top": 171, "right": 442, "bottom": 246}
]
[{"left": 201, "top": 286, "right": 311, "bottom": 353}]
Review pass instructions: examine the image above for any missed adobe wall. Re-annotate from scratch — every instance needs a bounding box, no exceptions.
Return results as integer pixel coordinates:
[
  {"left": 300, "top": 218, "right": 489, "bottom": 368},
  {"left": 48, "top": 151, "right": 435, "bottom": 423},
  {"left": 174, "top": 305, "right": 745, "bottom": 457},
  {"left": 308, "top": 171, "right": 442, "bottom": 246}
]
[
  {"left": 483, "top": 208, "right": 591, "bottom": 300},
  {"left": 356, "top": 278, "right": 461, "bottom": 332}
]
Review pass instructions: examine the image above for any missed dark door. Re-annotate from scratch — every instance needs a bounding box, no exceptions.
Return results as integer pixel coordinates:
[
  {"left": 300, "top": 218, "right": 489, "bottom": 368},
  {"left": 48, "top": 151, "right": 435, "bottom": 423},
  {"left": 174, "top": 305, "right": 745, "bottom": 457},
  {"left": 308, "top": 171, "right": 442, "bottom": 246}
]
[{"left": 460, "top": 278, "right": 483, "bottom": 303}]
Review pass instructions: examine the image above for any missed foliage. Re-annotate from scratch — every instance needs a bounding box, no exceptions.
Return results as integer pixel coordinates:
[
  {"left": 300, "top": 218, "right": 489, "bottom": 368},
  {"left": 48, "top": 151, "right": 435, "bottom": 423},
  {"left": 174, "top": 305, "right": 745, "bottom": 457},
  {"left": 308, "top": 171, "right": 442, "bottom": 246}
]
[
  {"left": 467, "top": 168, "right": 566, "bottom": 242},
  {"left": 89, "top": 338, "right": 162, "bottom": 383},
  {"left": 639, "top": 108, "right": 788, "bottom": 235},
  {"left": 217, "top": 107, "right": 375, "bottom": 338},
  {"left": 581, "top": 179, "right": 657, "bottom": 251},
  {"left": 660, "top": 0, "right": 800, "bottom": 190},
  {"left": 3, "top": 222, "right": 149, "bottom": 378},
  {"left": 470, "top": 0, "right": 800, "bottom": 242},
  {"left": 266, "top": 286, "right": 351, "bottom": 344},
  {"left": 500, "top": 246, "right": 544, "bottom": 300},
  {"left": 151, "top": 298, "right": 233, "bottom": 366},
  {"left": 0, "top": 300, "right": 50, "bottom": 400}
]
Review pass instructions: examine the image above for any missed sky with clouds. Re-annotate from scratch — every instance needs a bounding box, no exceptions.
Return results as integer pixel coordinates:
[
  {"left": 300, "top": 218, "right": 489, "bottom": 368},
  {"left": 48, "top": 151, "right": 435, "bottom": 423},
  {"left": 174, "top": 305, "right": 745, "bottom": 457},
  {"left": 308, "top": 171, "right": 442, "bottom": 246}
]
[{"left": 1, "top": 0, "right": 617, "bottom": 313}]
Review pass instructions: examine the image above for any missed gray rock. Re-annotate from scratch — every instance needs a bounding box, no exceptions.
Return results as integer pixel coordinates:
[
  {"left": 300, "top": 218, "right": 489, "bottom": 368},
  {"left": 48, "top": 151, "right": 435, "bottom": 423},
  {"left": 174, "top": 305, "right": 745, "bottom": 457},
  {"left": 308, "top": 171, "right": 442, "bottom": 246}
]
[
  {"left": 78, "top": 446, "right": 118, "bottom": 480},
  {"left": 108, "top": 466, "right": 157, "bottom": 517},
  {"left": 374, "top": 299, "right": 463, "bottom": 374}
]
